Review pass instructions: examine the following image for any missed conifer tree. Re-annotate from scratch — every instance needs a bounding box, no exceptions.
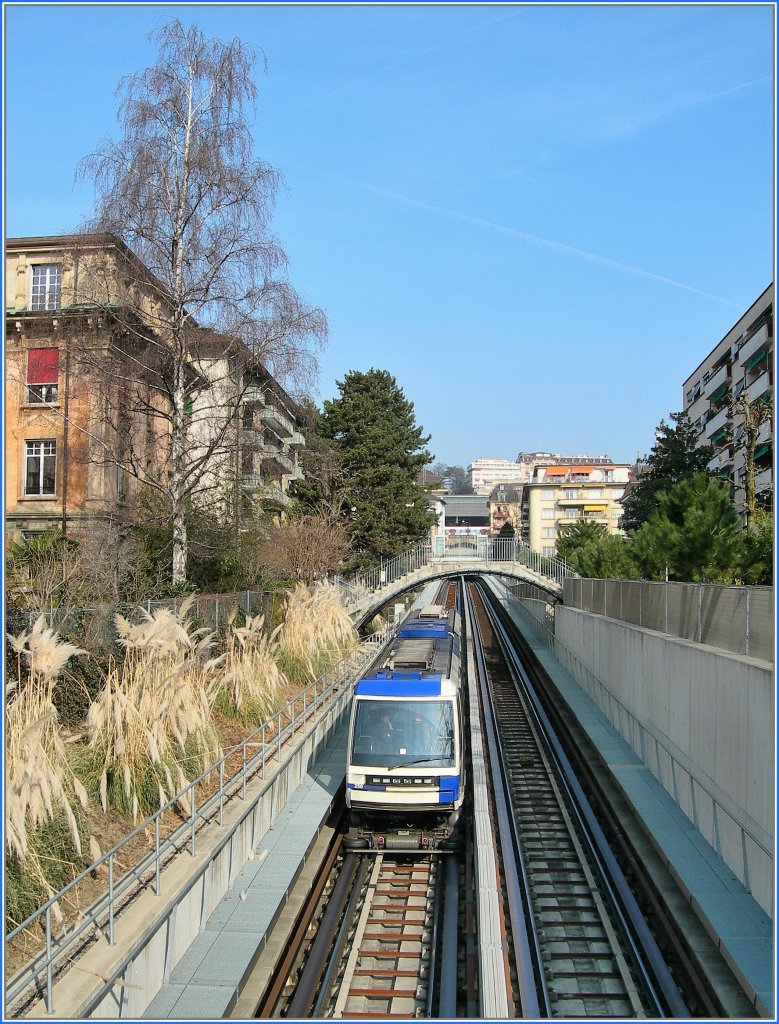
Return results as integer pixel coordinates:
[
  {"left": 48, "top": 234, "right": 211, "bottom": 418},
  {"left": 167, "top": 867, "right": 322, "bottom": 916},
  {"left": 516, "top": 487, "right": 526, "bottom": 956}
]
[
  {"left": 319, "top": 369, "right": 436, "bottom": 566},
  {"left": 621, "top": 412, "right": 714, "bottom": 532}
]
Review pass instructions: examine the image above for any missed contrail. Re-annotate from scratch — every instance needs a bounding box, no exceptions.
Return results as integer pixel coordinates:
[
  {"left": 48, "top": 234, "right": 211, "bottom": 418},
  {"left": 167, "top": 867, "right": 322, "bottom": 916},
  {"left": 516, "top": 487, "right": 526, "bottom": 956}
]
[{"left": 348, "top": 178, "right": 742, "bottom": 308}]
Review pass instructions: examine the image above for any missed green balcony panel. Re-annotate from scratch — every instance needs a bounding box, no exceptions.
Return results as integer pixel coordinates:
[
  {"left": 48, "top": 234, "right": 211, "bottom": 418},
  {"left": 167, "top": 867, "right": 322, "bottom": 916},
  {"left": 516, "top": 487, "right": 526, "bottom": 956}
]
[{"left": 745, "top": 348, "right": 767, "bottom": 371}]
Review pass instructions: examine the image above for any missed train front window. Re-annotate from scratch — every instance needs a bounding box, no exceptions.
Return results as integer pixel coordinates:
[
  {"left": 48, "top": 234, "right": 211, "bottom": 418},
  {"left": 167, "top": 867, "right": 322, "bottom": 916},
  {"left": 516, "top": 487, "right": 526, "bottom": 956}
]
[{"left": 351, "top": 699, "right": 455, "bottom": 768}]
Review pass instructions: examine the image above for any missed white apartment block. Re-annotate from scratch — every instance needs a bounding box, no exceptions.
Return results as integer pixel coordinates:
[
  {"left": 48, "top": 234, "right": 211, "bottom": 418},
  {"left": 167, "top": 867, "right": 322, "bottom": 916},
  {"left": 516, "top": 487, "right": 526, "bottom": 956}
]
[
  {"left": 469, "top": 452, "right": 613, "bottom": 495},
  {"left": 683, "top": 285, "right": 773, "bottom": 522},
  {"left": 468, "top": 458, "right": 529, "bottom": 494},
  {"left": 525, "top": 463, "right": 631, "bottom": 556}
]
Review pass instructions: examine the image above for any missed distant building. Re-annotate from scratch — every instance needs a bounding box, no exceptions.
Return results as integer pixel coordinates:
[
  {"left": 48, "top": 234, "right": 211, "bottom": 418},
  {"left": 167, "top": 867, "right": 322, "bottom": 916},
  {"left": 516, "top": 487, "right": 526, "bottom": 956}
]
[
  {"left": 525, "top": 463, "right": 631, "bottom": 556},
  {"left": 468, "top": 458, "right": 527, "bottom": 494},
  {"left": 488, "top": 483, "right": 524, "bottom": 539},
  {"left": 469, "top": 452, "right": 615, "bottom": 495},
  {"left": 682, "top": 284, "right": 773, "bottom": 523}
]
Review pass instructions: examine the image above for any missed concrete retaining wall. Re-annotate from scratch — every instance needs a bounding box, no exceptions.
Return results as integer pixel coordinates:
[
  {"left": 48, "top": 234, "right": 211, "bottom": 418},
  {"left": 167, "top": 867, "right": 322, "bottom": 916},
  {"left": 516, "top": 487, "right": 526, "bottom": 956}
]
[{"left": 555, "top": 606, "right": 774, "bottom": 915}]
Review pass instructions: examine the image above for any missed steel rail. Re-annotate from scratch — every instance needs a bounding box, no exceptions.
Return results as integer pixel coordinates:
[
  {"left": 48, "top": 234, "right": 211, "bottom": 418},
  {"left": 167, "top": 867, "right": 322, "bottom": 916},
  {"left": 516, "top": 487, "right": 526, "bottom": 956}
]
[{"left": 283, "top": 851, "right": 363, "bottom": 1018}]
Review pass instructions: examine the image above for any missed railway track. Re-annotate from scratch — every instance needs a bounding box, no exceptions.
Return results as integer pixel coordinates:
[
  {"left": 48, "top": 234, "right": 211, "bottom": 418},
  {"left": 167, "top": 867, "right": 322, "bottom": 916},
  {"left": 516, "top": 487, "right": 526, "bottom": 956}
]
[
  {"left": 467, "top": 581, "right": 686, "bottom": 1018},
  {"left": 330, "top": 855, "right": 436, "bottom": 1018},
  {"left": 245, "top": 577, "right": 753, "bottom": 1019}
]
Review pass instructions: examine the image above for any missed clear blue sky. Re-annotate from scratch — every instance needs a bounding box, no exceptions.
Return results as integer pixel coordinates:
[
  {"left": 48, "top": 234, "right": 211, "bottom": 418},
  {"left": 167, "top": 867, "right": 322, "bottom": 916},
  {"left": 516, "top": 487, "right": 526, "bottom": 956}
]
[{"left": 4, "top": 3, "right": 774, "bottom": 468}]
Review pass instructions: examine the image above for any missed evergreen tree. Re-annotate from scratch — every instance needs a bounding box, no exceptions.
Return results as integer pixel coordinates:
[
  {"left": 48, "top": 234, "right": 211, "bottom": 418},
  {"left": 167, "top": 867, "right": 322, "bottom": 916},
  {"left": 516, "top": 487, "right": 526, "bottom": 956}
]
[
  {"left": 555, "top": 519, "right": 607, "bottom": 562},
  {"left": 630, "top": 473, "right": 744, "bottom": 583},
  {"left": 621, "top": 412, "right": 714, "bottom": 532},
  {"left": 319, "top": 369, "right": 437, "bottom": 566}
]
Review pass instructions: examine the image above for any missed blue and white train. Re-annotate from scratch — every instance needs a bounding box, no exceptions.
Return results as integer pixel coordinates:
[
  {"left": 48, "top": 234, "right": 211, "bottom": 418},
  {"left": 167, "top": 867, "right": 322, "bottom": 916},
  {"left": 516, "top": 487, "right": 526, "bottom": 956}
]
[{"left": 344, "top": 599, "right": 465, "bottom": 851}]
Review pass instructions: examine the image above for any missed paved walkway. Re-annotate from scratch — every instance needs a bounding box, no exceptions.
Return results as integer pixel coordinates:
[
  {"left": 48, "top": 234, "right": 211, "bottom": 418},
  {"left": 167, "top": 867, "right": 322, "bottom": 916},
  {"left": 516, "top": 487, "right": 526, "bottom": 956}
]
[{"left": 142, "top": 726, "right": 348, "bottom": 1019}]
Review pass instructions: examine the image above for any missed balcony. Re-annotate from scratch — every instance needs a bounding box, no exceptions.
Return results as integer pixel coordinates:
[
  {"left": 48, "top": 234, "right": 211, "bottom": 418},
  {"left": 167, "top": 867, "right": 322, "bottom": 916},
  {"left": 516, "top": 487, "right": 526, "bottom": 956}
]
[
  {"left": 704, "top": 362, "right": 731, "bottom": 400},
  {"left": 243, "top": 385, "right": 267, "bottom": 405},
  {"left": 263, "top": 447, "right": 295, "bottom": 474},
  {"left": 708, "top": 449, "right": 733, "bottom": 474},
  {"left": 736, "top": 323, "right": 769, "bottom": 368},
  {"left": 260, "top": 404, "right": 296, "bottom": 438},
  {"left": 706, "top": 405, "right": 731, "bottom": 442},
  {"left": 241, "top": 474, "right": 292, "bottom": 507},
  {"left": 756, "top": 420, "right": 772, "bottom": 446},
  {"left": 755, "top": 466, "right": 772, "bottom": 494},
  {"left": 748, "top": 370, "right": 773, "bottom": 404}
]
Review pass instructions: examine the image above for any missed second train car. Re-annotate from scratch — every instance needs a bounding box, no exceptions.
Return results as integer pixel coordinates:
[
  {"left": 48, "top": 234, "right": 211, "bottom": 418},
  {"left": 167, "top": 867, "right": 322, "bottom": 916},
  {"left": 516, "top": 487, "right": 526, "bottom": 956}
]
[{"left": 344, "top": 600, "right": 465, "bottom": 851}]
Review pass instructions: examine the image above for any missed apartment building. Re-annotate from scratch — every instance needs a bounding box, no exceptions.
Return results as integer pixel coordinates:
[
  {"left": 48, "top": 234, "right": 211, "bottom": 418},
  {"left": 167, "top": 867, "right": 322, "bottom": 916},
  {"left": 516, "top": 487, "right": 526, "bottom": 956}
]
[
  {"left": 488, "top": 483, "right": 524, "bottom": 539},
  {"left": 5, "top": 234, "right": 172, "bottom": 543},
  {"left": 682, "top": 285, "right": 773, "bottom": 522},
  {"left": 5, "top": 234, "right": 306, "bottom": 544},
  {"left": 468, "top": 458, "right": 527, "bottom": 494},
  {"left": 188, "top": 330, "right": 305, "bottom": 512},
  {"left": 525, "top": 463, "right": 631, "bottom": 556},
  {"left": 469, "top": 452, "right": 615, "bottom": 495}
]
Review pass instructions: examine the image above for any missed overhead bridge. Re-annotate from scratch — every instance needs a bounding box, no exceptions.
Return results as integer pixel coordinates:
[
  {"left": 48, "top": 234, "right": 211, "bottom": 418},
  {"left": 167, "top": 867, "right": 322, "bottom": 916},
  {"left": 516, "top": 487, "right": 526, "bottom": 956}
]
[{"left": 333, "top": 539, "right": 574, "bottom": 627}]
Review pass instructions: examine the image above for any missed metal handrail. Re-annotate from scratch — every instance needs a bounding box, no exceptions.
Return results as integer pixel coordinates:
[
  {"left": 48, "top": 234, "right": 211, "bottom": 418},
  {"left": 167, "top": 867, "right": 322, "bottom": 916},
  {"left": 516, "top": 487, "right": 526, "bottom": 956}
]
[
  {"left": 5, "top": 632, "right": 387, "bottom": 1015},
  {"left": 332, "top": 539, "right": 574, "bottom": 610}
]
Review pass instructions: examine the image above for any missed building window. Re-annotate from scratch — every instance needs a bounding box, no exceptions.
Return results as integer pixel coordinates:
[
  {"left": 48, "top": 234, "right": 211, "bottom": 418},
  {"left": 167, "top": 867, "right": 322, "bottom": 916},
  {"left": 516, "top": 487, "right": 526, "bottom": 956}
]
[
  {"left": 24, "top": 439, "right": 56, "bottom": 496},
  {"left": 30, "top": 264, "right": 62, "bottom": 311},
  {"left": 588, "top": 489, "right": 602, "bottom": 498},
  {"left": 611, "top": 488, "right": 623, "bottom": 498},
  {"left": 542, "top": 527, "right": 555, "bottom": 538},
  {"left": 541, "top": 508, "right": 555, "bottom": 519},
  {"left": 542, "top": 488, "right": 555, "bottom": 498},
  {"left": 542, "top": 545, "right": 556, "bottom": 556},
  {"left": 563, "top": 489, "right": 577, "bottom": 499},
  {"left": 563, "top": 508, "right": 579, "bottom": 518},
  {"left": 26, "top": 348, "right": 59, "bottom": 404}
]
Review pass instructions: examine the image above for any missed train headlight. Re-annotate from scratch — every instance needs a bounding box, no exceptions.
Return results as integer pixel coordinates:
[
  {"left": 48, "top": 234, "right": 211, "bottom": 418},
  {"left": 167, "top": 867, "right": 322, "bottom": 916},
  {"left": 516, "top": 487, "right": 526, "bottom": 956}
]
[{"left": 350, "top": 774, "right": 366, "bottom": 788}]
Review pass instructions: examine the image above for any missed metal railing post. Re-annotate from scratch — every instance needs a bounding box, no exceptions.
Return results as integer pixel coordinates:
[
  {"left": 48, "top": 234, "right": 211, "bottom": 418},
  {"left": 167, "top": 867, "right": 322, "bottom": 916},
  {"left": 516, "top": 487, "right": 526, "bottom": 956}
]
[
  {"left": 155, "top": 816, "right": 161, "bottom": 895},
  {"left": 108, "top": 853, "right": 115, "bottom": 945},
  {"left": 190, "top": 785, "right": 196, "bottom": 856},
  {"left": 45, "top": 906, "right": 53, "bottom": 1012}
]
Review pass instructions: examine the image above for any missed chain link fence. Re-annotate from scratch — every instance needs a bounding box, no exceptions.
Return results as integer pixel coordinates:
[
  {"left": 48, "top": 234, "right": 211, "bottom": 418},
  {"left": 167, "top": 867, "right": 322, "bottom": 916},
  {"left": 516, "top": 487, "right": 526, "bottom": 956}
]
[{"left": 563, "top": 578, "right": 773, "bottom": 662}]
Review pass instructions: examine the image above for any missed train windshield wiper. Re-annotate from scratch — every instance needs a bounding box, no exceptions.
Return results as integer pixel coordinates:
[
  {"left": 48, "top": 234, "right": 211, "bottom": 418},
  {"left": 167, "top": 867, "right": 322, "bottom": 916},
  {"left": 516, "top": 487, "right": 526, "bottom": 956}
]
[{"left": 386, "top": 755, "right": 447, "bottom": 770}]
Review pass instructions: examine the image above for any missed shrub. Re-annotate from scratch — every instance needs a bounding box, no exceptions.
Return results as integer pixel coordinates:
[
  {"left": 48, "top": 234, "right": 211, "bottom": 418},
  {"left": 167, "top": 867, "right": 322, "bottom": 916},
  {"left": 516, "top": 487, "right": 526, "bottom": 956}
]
[
  {"left": 84, "top": 595, "right": 221, "bottom": 822},
  {"left": 214, "top": 610, "right": 287, "bottom": 724}
]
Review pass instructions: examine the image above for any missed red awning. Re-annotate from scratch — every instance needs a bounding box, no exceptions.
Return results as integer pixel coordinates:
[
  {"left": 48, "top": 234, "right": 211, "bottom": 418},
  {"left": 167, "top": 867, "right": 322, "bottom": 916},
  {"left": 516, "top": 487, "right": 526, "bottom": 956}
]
[{"left": 27, "top": 348, "right": 59, "bottom": 384}]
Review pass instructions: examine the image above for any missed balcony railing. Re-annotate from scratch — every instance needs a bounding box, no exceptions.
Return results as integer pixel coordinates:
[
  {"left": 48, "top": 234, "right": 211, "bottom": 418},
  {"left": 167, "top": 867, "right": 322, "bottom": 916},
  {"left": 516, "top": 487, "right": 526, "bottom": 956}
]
[
  {"left": 736, "top": 323, "right": 769, "bottom": 368},
  {"left": 260, "top": 404, "right": 296, "bottom": 438},
  {"left": 704, "top": 362, "right": 730, "bottom": 400},
  {"left": 748, "top": 371, "right": 773, "bottom": 404},
  {"left": 706, "top": 405, "right": 731, "bottom": 440}
]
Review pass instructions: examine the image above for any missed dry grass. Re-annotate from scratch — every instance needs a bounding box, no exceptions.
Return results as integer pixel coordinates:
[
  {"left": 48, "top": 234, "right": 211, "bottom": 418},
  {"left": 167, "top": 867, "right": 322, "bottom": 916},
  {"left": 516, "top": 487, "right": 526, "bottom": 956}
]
[
  {"left": 215, "top": 610, "right": 287, "bottom": 724},
  {"left": 277, "top": 581, "right": 357, "bottom": 682},
  {"left": 84, "top": 595, "right": 221, "bottom": 823},
  {"left": 5, "top": 617, "right": 89, "bottom": 926}
]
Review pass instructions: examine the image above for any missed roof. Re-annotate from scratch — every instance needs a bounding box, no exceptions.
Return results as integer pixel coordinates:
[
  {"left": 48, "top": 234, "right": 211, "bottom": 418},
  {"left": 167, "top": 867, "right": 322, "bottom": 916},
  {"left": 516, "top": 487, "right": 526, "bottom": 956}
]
[{"left": 443, "top": 495, "right": 489, "bottom": 518}]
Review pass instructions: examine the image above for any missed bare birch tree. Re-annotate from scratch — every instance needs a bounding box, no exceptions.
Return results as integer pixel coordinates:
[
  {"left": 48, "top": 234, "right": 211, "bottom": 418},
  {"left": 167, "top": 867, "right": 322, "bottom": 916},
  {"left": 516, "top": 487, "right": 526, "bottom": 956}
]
[{"left": 74, "top": 19, "right": 326, "bottom": 585}]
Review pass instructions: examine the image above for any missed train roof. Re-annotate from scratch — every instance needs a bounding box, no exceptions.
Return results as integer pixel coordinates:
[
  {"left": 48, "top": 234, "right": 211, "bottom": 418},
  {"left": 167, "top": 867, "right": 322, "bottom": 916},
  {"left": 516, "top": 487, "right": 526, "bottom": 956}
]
[
  {"left": 355, "top": 673, "right": 457, "bottom": 698},
  {"left": 397, "top": 619, "right": 451, "bottom": 639}
]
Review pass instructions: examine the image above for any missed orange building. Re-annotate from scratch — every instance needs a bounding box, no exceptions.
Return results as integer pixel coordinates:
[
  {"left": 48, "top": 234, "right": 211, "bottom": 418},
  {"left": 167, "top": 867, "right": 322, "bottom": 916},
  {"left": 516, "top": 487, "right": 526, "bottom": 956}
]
[{"left": 5, "top": 235, "right": 170, "bottom": 544}]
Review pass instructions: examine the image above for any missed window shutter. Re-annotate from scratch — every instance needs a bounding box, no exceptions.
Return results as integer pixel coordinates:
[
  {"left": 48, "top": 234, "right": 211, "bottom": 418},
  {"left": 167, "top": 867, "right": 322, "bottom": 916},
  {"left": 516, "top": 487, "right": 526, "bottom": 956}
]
[{"left": 27, "top": 348, "right": 59, "bottom": 384}]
